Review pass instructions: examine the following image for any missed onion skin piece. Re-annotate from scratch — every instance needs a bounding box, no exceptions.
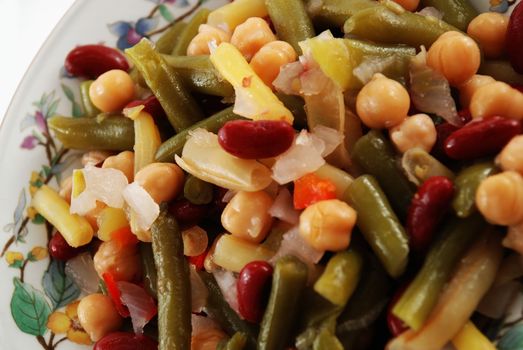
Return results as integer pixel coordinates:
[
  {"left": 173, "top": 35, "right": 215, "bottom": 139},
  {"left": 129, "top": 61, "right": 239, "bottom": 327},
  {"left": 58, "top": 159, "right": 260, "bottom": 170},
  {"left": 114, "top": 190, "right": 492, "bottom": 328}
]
[{"left": 387, "top": 228, "right": 503, "bottom": 350}]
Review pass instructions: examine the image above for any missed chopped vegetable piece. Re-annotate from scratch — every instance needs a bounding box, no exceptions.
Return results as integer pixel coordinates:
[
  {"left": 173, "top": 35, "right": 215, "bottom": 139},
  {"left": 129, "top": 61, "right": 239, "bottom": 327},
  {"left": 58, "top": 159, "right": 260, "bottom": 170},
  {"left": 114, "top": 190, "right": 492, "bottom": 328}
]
[
  {"left": 293, "top": 173, "right": 337, "bottom": 209},
  {"left": 452, "top": 321, "right": 497, "bottom": 350},
  {"left": 207, "top": 0, "right": 268, "bottom": 31},
  {"left": 452, "top": 162, "right": 497, "bottom": 218}
]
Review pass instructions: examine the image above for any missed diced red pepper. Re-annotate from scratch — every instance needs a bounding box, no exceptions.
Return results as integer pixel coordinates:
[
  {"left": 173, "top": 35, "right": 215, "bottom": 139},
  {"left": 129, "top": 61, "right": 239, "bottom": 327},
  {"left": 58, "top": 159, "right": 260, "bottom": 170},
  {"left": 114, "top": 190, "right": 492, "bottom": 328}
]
[
  {"left": 102, "top": 272, "right": 130, "bottom": 317},
  {"left": 293, "top": 173, "right": 337, "bottom": 210},
  {"left": 188, "top": 250, "right": 207, "bottom": 270},
  {"left": 111, "top": 226, "right": 138, "bottom": 248}
]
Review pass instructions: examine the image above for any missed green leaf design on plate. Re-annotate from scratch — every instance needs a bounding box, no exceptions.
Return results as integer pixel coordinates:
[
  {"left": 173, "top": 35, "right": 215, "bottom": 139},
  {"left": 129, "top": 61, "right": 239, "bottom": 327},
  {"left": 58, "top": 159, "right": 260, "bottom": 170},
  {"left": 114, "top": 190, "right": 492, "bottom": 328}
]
[
  {"left": 159, "top": 4, "right": 174, "bottom": 22},
  {"left": 61, "top": 83, "right": 83, "bottom": 118},
  {"left": 43, "top": 260, "right": 80, "bottom": 310},
  {"left": 31, "top": 213, "right": 46, "bottom": 225},
  {"left": 499, "top": 324, "right": 523, "bottom": 350},
  {"left": 10, "top": 277, "right": 51, "bottom": 336}
]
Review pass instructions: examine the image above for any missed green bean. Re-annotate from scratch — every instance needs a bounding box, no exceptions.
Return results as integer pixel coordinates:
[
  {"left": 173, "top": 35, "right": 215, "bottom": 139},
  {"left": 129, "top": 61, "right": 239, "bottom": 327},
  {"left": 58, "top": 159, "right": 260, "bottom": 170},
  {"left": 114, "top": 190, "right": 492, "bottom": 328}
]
[
  {"left": 156, "top": 21, "right": 187, "bottom": 54},
  {"left": 478, "top": 60, "right": 523, "bottom": 86},
  {"left": 306, "top": 0, "right": 379, "bottom": 28},
  {"left": 265, "top": 0, "right": 316, "bottom": 54},
  {"left": 351, "top": 130, "right": 416, "bottom": 219},
  {"left": 162, "top": 55, "right": 234, "bottom": 97},
  {"left": 140, "top": 243, "right": 158, "bottom": 298},
  {"left": 155, "top": 106, "right": 243, "bottom": 162},
  {"left": 276, "top": 93, "right": 307, "bottom": 130},
  {"left": 258, "top": 255, "right": 308, "bottom": 350},
  {"left": 313, "top": 329, "right": 344, "bottom": 350},
  {"left": 218, "top": 333, "right": 248, "bottom": 350},
  {"left": 452, "top": 162, "right": 497, "bottom": 218},
  {"left": 344, "top": 3, "right": 458, "bottom": 48},
  {"left": 401, "top": 148, "right": 455, "bottom": 186},
  {"left": 344, "top": 175, "right": 409, "bottom": 278},
  {"left": 171, "top": 8, "right": 211, "bottom": 56},
  {"left": 313, "top": 249, "right": 362, "bottom": 306},
  {"left": 126, "top": 39, "right": 204, "bottom": 132},
  {"left": 392, "top": 214, "right": 486, "bottom": 330},
  {"left": 420, "top": 0, "right": 478, "bottom": 31},
  {"left": 184, "top": 175, "right": 214, "bottom": 205},
  {"left": 48, "top": 115, "right": 134, "bottom": 151},
  {"left": 79, "top": 80, "right": 100, "bottom": 117},
  {"left": 151, "top": 209, "right": 191, "bottom": 350},
  {"left": 199, "top": 272, "right": 258, "bottom": 348}
]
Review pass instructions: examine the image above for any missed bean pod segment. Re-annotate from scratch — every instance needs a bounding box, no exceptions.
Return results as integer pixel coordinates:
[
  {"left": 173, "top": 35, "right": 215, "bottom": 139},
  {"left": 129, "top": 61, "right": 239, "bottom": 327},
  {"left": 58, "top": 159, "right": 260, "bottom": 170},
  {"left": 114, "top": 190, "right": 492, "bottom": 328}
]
[
  {"left": 407, "top": 176, "right": 455, "bottom": 252},
  {"left": 237, "top": 261, "right": 274, "bottom": 323},
  {"left": 443, "top": 116, "right": 522, "bottom": 160},
  {"left": 65, "top": 44, "right": 130, "bottom": 79},
  {"left": 218, "top": 120, "right": 295, "bottom": 159},
  {"left": 94, "top": 332, "right": 158, "bottom": 350}
]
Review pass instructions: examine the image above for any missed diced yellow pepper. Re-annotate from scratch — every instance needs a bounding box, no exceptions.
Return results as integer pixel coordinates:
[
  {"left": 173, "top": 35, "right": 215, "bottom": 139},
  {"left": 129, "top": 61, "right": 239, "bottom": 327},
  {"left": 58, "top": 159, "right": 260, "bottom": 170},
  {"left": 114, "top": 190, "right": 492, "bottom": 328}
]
[
  {"left": 32, "top": 185, "right": 94, "bottom": 247},
  {"left": 299, "top": 32, "right": 355, "bottom": 90},
  {"left": 71, "top": 169, "right": 86, "bottom": 198},
  {"left": 212, "top": 234, "right": 273, "bottom": 272},
  {"left": 207, "top": 0, "right": 268, "bottom": 32},
  {"left": 452, "top": 321, "right": 496, "bottom": 350},
  {"left": 134, "top": 111, "right": 161, "bottom": 174},
  {"left": 210, "top": 43, "right": 294, "bottom": 124},
  {"left": 97, "top": 207, "right": 129, "bottom": 241}
]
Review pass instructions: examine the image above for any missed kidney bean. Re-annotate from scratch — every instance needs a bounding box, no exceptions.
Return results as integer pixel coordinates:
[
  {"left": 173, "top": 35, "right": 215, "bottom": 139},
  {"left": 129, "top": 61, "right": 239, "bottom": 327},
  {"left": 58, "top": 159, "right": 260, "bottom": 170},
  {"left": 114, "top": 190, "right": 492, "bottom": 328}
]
[
  {"left": 432, "top": 122, "right": 460, "bottom": 161},
  {"left": 218, "top": 120, "right": 295, "bottom": 159},
  {"left": 444, "top": 116, "right": 522, "bottom": 160},
  {"left": 458, "top": 109, "right": 472, "bottom": 124},
  {"left": 48, "top": 231, "right": 84, "bottom": 261},
  {"left": 506, "top": 1, "right": 523, "bottom": 74},
  {"left": 237, "top": 261, "right": 273, "bottom": 323},
  {"left": 94, "top": 332, "right": 158, "bottom": 350},
  {"left": 407, "top": 176, "right": 454, "bottom": 252},
  {"left": 65, "top": 45, "right": 129, "bottom": 79},
  {"left": 125, "top": 95, "right": 166, "bottom": 120},
  {"left": 387, "top": 283, "right": 410, "bottom": 336},
  {"left": 168, "top": 200, "right": 209, "bottom": 226}
]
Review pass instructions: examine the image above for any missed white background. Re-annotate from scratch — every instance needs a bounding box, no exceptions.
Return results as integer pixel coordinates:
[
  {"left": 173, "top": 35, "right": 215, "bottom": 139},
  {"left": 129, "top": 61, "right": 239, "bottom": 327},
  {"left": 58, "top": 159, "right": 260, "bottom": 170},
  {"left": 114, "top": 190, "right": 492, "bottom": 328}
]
[{"left": 0, "top": 0, "right": 75, "bottom": 124}]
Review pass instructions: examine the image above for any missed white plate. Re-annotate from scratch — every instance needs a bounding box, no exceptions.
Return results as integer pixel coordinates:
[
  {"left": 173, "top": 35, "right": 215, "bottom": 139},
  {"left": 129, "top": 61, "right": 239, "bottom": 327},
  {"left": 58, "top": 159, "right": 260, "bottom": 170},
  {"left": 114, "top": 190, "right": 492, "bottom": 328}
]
[{"left": 0, "top": 0, "right": 521, "bottom": 349}]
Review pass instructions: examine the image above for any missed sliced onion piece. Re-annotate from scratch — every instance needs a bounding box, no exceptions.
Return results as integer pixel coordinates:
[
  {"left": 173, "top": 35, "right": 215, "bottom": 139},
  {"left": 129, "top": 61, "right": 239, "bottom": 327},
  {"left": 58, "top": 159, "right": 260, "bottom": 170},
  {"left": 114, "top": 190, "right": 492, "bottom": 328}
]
[
  {"left": 269, "top": 188, "right": 300, "bottom": 224},
  {"left": 409, "top": 48, "right": 462, "bottom": 127},
  {"left": 65, "top": 252, "right": 100, "bottom": 295},
  {"left": 176, "top": 129, "right": 273, "bottom": 192},
  {"left": 117, "top": 281, "right": 157, "bottom": 334},
  {"left": 416, "top": 7, "right": 443, "bottom": 19},
  {"left": 190, "top": 265, "right": 209, "bottom": 313},
  {"left": 353, "top": 56, "right": 397, "bottom": 85},
  {"left": 312, "top": 125, "right": 344, "bottom": 157},
  {"left": 273, "top": 61, "right": 304, "bottom": 95},
  {"left": 270, "top": 226, "right": 324, "bottom": 267},
  {"left": 122, "top": 182, "right": 160, "bottom": 232},
  {"left": 213, "top": 269, "right": 240, "bottom": 313}
]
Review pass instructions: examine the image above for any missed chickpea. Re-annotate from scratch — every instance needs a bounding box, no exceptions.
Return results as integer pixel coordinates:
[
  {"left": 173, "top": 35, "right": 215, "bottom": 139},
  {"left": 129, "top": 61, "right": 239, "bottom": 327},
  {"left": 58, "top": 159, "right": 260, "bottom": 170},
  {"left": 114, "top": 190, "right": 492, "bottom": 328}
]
[
  {"left": 299, "top": 199, "right": 357, "bottom": 251},
  {"left": 467, "top": 12, "right": 508, "bottom": 58},
  {"left": 476, "top": 171, "right": 523, "bottom": 226},
  {"left": 89, "top": 69, "right": 135, "bottom": 113},
  {"left": 458, "top": 74, "right": 496, "bottom": 108},
  {"left": 221, "top": 191, "right": 274, "bottom": 243},
  {"left": 356, "top": 73, "right": 410, "bottom": 129},
  {"left": 191, "top": 329, "right": 227, "bottom": 350},
  {"left": 230, "top": 17, "right": 277, "bottom": 61},
  {"left": 77, "top": 293, "right": 123, "bottom": 342},
  {"left": 392, "top": 0, "right": 419, "bottom": 11},
  {"left": 470, "top": 81, "right": 523, "bottom": 120},
  {"left": 134, "top": 162, "right": 184, "bottom": 204},
  {"left": 250, "top": 41, "right": 297, "bottom": 87},
  {"left": 187, "top": 24, "right": 231, "bottom": 56},
  {"left": 82, "top": 151, "right": 112, "bottom": 167},
  {"left": 93, "top": 239, "right": 142, "bottom": 281},
  {"left": 390, "top": 114, "right": 437, "bottom": 153},
  {"left": 102, "top": 151, "right": 135, "bottom": 182},
  {"left": 426, "top": 31, "right": 481, "bottom": 86},
  {"left": 182, "top": 225, "right": 209, "bottom": 257},
  {"left": 503, "top": 222, "right": 523, "bottom": 255},
  {"left": 59, "top": 176, "right": 73, "bottom": 204},
  {"left": 496, "top": 135, "right": 523, "bottom": 174}
]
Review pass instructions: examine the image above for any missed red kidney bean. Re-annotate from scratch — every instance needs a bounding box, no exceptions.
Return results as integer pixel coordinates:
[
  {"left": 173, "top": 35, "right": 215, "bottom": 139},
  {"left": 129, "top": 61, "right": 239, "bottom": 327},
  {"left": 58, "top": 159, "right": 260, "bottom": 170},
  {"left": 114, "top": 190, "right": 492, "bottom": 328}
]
[
  {"left": 168, "top": 200, "right": 209, "bottom": 226},
  {"left": 458, "top": 109, "right": 472, "bottom": 124},
  {"left": 94, "top": 332, "right": 157, "bottom": 350},
  {"left": 65, "top": 45, "right": 129, "bottom": 79},
  {"left": 507, "top": 1, "right": 523, "bottom": 74},
  {"left": 387, "top": 284, "right": 410, "bottom": 336},
  {"left": 237, "top": 261, "right": 274, "bottom": 323},
  {"left": 48, "top": 232, "right": 84, "bottom": 261},
  {"left": 407, "top": 176, "right": 454, "bottom": 252},
  {"left": 125, "top": 95, "right": 166, "bottom": 120},
  {"left": 444, "top": 116, "right": 522, "bottom": 160},
  {"left": 218, "top": 120, "right": 295, "bottom": 159},
  {"left": 432, "top": 122, "right": 460, "bottom": 161}
]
